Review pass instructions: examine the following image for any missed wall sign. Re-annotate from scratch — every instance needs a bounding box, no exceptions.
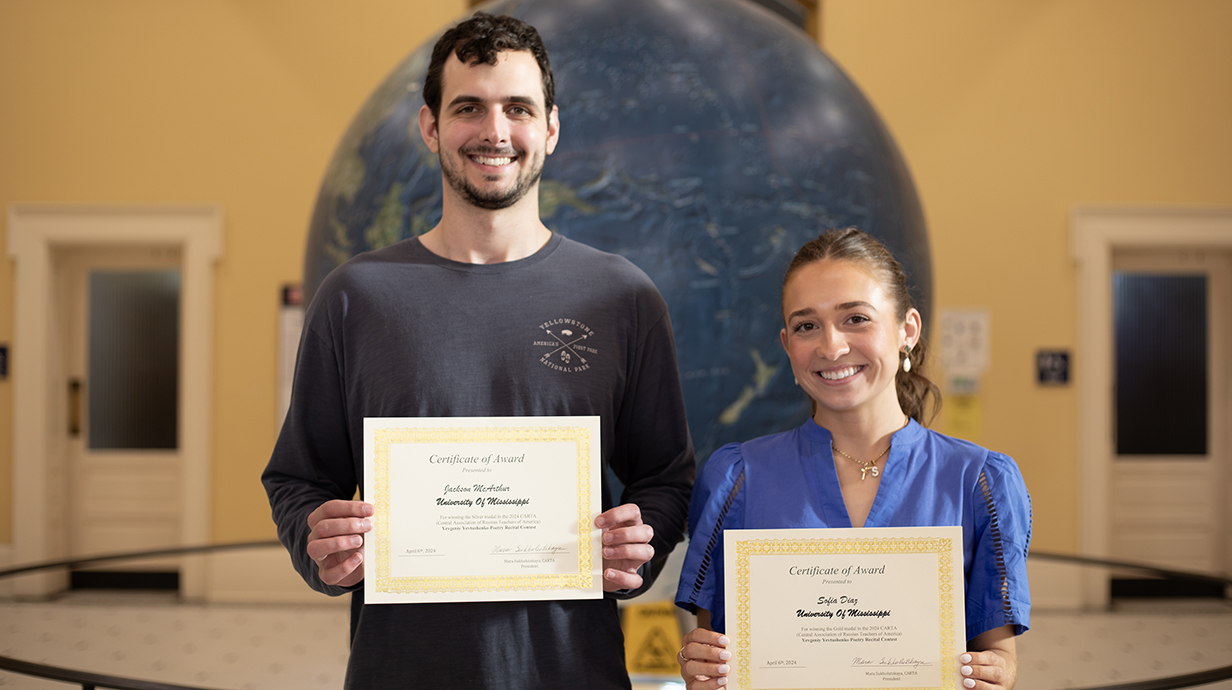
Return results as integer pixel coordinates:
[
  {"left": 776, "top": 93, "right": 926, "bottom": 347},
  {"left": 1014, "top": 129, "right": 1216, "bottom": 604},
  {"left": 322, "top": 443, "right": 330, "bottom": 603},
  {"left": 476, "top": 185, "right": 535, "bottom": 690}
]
[{"left": 1037, "top": 349, "right": 1070, "bottom": 385}]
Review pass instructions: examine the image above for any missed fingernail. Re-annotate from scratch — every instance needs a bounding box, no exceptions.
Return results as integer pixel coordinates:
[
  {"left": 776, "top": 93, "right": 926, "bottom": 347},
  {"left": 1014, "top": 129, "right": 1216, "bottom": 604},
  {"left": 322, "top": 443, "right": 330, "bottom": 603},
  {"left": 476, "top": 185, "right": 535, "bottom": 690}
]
[
  {"left": 719, "top": 650, "right": 731, "bottom": 660},
  {"left": 603, "top": 547, "right": 614, "bottom": 558},
  {"left": 962, "top": 666, "right": 973, "bottom": 676},
  {"left": 961, "top": 654, "right": 972, "bottom": 664},
  {"left": 352, "top": 552, "right": 363, "bottom": 563},
  {"left": 605, "top": 569, "right": 616, "bottom": 579},
  {"left": 360, "top": 519, "right": 373, "bottom": 530},
  {"left": 718, "top": 636, "right": 730, "bottom": 646},
  {"left": 595, "top": 516, "right": 606, "bottom": 528},
  {"left": 717, "top": 665, "right": 730, "bottom": 674},
  {"left": 717, "top": 677, "right": 728, "bottom": 686},
  {"left": 964, "top": 679, "right": 975, "bottom": 688},
  {"left": 351, "top": 536, "right": 363, "bottom": 548},
  {"left": 603, "top": 533, "right": 613, "bottom": 544}
]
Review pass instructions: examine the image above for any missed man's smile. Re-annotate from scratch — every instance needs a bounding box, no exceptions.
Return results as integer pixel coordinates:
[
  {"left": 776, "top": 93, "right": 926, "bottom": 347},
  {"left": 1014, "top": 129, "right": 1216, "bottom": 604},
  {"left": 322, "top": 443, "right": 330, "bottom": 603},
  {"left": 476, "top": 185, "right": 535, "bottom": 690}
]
[{"left": 470, "top": 154, "right": 515, "bottom": 167}]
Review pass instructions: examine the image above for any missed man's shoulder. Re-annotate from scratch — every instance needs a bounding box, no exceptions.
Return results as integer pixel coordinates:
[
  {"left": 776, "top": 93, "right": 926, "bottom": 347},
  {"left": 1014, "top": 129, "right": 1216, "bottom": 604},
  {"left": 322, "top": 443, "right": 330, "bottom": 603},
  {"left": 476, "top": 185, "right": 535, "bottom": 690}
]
[
  {"left": 553, "top": 236, "right": 659, "bottom": 290},
  {"left": 316, "top": 239, "right": 430, "bottom": 290}
]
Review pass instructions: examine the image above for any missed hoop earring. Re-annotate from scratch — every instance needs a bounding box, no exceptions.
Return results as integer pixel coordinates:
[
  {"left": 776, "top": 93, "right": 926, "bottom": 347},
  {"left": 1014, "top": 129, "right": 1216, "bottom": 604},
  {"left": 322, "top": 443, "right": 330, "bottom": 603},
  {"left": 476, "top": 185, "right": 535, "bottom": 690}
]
[{"left": 901, "top": 345, "right": 912, "bottom": 373}]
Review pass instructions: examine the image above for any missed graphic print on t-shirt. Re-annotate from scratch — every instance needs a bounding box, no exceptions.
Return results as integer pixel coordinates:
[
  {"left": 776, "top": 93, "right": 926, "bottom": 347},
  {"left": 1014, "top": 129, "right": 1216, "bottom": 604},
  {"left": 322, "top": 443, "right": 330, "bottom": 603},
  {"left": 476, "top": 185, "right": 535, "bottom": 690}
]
[{"left": 535, "top": 317, "right": 599, "bottom": 373}]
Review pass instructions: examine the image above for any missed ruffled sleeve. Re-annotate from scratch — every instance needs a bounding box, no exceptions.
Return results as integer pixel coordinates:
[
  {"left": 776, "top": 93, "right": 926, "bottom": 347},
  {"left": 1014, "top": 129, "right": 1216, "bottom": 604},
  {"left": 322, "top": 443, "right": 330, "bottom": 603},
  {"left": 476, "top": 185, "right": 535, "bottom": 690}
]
[
  {"left": 674, "top": 443, "right": 746, "bottom": 632},
  {"left": 966, "top": 451, "right": 1033, "bottom": 640}
]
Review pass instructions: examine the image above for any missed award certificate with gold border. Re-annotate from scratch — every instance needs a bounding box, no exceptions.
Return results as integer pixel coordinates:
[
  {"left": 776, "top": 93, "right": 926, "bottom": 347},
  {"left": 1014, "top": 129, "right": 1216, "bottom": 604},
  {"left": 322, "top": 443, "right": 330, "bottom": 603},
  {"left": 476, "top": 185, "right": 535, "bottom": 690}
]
[
  {"left": 724, "top": 526, "right": 965, "bottom": 690},
  {"left": 363, "top": 416, "right": 602, "bottom": 604}
]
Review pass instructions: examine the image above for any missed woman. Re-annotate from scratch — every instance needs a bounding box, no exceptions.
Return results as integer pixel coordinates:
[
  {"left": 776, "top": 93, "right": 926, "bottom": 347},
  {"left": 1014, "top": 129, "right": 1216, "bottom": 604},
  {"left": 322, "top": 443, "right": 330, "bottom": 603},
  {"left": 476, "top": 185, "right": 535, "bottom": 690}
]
[{"left": 675, "top": 229, "right": 1030, "bottom": 690}]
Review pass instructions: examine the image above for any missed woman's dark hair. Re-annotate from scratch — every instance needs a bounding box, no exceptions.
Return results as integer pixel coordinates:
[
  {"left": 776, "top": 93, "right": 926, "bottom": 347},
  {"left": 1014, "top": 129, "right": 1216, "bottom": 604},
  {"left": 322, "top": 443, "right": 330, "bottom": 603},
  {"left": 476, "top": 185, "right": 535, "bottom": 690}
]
[
  {"left": 783, "top": 228, "right": 941, "bottom": 425},
  {"left": 422, "top": 12, "right": 555, "bottom": 121}
]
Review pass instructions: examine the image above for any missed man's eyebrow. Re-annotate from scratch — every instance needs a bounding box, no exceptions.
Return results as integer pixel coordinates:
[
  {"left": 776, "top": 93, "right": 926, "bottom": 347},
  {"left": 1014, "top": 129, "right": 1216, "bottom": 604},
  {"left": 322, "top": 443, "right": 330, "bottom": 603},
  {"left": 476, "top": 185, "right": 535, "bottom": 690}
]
[{"left": 446, "top": 94, "right": 540, "bottom": 108}]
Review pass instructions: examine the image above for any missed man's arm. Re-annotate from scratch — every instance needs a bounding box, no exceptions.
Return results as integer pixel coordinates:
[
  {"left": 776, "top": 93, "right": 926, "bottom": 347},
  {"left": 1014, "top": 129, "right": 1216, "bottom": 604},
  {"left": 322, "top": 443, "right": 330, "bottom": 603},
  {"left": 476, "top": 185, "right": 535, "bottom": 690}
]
[
  {"left": 261, "top": 309, "right": 362, "bottom": 596},
  {"left": 607, "top": 294, "right": 695, "bottom": 598}
]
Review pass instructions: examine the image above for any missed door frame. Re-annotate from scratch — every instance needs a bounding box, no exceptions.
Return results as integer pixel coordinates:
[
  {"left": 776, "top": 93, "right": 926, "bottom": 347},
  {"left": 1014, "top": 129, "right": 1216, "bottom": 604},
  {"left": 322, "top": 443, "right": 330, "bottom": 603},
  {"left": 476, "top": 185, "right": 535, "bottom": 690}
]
[
  {"left": 1071, "top": 205, "right": 1232, "bottom": 608},
  {"left": 8, "top": 205, "right": 222, "bottom": 598}
]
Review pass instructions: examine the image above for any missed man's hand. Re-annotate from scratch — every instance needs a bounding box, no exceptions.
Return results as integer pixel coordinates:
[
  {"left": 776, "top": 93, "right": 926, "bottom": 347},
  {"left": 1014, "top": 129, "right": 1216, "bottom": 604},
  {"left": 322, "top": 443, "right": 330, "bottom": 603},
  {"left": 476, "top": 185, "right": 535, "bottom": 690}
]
[
  {"left": 306, "top": 500, "right": 374, "bottom": 588},
  {"left": 595, "top": 503, "right": 654, "bottom": 592}
]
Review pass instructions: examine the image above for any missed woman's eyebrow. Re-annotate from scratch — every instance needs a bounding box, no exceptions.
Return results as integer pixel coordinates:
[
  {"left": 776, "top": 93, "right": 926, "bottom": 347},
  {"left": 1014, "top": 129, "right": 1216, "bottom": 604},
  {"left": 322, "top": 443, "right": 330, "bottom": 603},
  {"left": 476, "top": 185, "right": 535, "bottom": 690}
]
[{"left": 836, "top": 300, "right": 877, "bottom": 311}]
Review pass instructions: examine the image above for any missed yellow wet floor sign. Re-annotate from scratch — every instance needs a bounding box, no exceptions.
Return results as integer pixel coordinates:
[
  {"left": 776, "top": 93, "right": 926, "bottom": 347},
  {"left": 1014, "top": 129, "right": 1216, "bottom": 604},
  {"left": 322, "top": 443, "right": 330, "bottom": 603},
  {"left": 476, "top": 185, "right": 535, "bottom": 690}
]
[{"left": 622, "top": 600, "right": 682, "bottom": 676}]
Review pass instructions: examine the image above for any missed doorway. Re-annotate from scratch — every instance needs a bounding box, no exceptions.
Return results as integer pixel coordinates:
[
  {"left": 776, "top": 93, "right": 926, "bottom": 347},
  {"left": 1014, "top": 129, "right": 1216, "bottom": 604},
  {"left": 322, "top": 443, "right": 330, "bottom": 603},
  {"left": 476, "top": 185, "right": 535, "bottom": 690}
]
[
  {"left": 1073, "top": 207, "right": 1232, "bottom": 607},
  {"left": 57, "top": 246, "right": 184, "bottom": 588},
  {"left": 9, "top": 206, "right": 221, "bottom": 598},
  {"left": 1109, "top": 250, "right": 1229, "bottom": 596}
]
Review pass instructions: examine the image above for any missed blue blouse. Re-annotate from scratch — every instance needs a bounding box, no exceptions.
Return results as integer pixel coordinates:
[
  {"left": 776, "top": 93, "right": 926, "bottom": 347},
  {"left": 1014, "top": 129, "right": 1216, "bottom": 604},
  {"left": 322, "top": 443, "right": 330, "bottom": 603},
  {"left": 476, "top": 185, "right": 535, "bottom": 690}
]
[{"left": 675, "top": 419, "right": 1032, "bottom": 641}]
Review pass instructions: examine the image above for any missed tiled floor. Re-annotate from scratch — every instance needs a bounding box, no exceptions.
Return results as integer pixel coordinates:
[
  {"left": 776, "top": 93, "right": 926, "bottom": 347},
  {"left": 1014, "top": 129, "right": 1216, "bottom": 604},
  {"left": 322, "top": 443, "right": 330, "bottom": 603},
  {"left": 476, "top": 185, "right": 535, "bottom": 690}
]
[{"left": 1, "top": 593, "right": 1230, "bottom": 690}]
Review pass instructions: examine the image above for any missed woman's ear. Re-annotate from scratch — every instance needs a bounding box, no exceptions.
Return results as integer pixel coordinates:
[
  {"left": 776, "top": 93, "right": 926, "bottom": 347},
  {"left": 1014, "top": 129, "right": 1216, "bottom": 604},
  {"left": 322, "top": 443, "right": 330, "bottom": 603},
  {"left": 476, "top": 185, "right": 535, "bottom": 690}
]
[{"left": 901, "top": 307, "right": 922, "bottom": 349}]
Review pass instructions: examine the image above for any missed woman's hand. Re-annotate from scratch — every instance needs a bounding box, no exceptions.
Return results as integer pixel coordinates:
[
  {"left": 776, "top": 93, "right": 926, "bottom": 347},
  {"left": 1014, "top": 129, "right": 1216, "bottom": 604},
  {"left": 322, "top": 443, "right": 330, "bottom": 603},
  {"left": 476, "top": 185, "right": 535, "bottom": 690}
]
[
  {"left": 679, "top": 626, "right": 731, "bottom": 689},
  {"left": 962, "top": 626, "right": 1018, "bottom": 690}
]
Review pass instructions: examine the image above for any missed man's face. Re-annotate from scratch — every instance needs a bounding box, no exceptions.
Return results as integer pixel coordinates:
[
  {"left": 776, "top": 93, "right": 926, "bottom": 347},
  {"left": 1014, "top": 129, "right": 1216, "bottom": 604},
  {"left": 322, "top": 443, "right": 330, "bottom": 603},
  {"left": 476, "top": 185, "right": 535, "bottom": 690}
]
[{"left": 419, "top": 50, "right": 559, "bottom": 211}]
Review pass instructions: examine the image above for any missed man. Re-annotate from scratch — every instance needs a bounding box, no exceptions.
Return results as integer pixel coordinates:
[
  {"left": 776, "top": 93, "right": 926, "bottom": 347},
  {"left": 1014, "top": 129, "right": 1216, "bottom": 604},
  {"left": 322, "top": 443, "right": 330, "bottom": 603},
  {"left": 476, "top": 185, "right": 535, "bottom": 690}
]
[{"left": 262, "top": 12, "right": 695, "bottom": 689}]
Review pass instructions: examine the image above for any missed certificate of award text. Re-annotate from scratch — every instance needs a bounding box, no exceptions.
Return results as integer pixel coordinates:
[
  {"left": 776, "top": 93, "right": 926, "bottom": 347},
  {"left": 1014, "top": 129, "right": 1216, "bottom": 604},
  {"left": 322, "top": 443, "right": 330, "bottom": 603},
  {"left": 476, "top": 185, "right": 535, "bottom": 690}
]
[
  {"left": 724, "top": 526, "right": 965, "bottom": 690},
  {"left": 363, "top": 416, "right": 602, "bottom": 604}
]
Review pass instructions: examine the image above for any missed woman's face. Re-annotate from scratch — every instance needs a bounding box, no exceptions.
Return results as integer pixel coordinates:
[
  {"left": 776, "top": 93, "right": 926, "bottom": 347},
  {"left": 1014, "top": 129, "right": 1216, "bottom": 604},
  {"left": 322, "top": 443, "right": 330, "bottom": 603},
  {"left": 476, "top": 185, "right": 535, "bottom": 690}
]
[{"left": 779, "top": 259, "right": 920, "bottom": 420}]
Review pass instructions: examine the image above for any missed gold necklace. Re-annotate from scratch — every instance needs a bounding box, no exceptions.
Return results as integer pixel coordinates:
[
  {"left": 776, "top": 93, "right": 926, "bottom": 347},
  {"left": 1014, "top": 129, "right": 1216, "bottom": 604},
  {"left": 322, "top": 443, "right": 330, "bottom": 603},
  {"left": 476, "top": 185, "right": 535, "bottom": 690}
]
[{"left": 831, "top": 442, "right": 890, "bottom": 481}]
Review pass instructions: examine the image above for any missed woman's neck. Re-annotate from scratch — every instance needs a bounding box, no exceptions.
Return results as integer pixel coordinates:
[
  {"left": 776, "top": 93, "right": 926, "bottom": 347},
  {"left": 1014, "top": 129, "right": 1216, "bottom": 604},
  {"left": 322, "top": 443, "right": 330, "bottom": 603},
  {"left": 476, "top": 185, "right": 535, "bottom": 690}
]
[{"left": 815, "top": 397, "right": 909, "bottom": 460}]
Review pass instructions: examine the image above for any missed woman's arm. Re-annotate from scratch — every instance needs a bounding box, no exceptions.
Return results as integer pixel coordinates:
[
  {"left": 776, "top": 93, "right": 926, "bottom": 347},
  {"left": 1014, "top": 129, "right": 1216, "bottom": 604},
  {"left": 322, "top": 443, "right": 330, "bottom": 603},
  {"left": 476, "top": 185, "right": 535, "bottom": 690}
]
[
  {"left": 963, "top": 625, "right": 1018, "bottom": 690},
  {"left": 679, "top": 609, "right": 732, "bottom": 689}
]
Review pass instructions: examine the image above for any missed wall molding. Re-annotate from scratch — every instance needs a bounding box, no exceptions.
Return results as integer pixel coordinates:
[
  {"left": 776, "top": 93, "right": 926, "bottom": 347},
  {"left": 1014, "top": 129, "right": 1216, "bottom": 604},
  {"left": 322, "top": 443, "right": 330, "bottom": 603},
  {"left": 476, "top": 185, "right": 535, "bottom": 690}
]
[
  {"left": 7, "top": 205, "right": 222, "bottom": 598},
  {"left": 1071, "top": 205, "right": 1232, "bottom": 608}
]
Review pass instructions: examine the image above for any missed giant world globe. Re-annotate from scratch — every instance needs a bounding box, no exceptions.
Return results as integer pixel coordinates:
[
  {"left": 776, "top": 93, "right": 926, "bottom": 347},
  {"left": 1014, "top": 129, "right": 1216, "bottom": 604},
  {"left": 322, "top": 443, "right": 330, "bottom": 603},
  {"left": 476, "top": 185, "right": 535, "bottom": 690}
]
[{"left": 303, "top": 0, "right": 932, "bottom": 462}]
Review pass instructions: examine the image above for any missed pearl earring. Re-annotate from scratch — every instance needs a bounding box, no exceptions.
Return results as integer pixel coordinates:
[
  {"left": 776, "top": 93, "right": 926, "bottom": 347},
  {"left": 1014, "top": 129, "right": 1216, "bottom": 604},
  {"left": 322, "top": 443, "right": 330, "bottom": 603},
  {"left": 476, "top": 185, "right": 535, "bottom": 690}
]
[{"left": 902, "top": 345, "right": 912, "bottom": 373}]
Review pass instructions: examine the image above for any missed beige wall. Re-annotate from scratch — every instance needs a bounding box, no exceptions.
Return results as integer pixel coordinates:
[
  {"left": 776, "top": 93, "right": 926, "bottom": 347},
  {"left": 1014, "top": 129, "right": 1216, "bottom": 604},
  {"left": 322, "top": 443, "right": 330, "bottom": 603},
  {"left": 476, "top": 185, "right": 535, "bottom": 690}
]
[
  {"left": 1, "top": 1, "right": 1229, "bottom": 557},
  {"left": 823, "top": 0, "right": 1232, "bottom": 551},
  {"left": 0, "top": 0, "right": 468, "bottom": 545}
]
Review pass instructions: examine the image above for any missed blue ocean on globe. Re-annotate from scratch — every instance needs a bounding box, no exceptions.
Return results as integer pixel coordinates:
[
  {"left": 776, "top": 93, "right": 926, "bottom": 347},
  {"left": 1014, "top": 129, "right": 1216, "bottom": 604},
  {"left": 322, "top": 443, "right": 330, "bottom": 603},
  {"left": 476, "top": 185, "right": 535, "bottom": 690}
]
[{"left": 303, "top": 0, "right": 931, "bottom": 463}]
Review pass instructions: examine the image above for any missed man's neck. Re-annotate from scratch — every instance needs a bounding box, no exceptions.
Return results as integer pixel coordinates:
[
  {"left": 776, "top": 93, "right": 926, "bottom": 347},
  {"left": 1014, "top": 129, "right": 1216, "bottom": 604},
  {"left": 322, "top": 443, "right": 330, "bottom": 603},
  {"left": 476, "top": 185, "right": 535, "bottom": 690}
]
[{"left": 419, "top": 194, "right": 552, "bottom": 264}]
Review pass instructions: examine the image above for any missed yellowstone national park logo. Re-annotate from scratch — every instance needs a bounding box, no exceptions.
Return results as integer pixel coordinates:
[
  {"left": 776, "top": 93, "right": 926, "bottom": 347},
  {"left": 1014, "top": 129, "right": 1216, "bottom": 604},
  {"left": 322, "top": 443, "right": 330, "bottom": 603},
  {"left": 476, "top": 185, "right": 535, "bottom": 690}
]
[{"left": 534, "top": 318, "right": 599, "bottom": 373}]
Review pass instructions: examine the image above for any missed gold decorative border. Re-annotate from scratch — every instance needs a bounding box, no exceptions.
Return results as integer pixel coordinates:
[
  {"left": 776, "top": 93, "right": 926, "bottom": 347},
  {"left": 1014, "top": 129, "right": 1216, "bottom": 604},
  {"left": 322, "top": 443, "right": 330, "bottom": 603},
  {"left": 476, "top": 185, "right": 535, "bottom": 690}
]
[
  {"left": 732, "top": 536, "right": 957, "bottom": 690},
  {"left": 372, "top": 425, "right": 594, "bottom": 594}
]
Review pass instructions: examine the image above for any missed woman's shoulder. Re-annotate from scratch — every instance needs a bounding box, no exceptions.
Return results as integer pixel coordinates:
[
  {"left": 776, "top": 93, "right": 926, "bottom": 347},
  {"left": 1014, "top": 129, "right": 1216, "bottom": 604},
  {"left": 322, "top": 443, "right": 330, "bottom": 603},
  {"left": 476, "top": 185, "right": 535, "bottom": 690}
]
[
  {"left": 697, "top": 441, "right": 746, "bottom": 490},
  {"left": 910, "top": 425, "right": 1021, "bottom": 475},
  {"left": 911, "top": 425, "right": 1027, "bottom": 491},
  {"left": 740, "top": 425, "right": 804, "bottom": 454},
  {"left": 697, "top": 424, "right": 794, "bottom": 481}
]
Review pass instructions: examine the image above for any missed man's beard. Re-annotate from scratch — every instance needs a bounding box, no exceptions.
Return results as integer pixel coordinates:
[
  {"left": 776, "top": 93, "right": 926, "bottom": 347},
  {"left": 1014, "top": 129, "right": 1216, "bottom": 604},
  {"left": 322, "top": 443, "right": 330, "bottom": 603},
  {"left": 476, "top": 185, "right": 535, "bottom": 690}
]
[{"left": 440, "top": 147, "right": 544, "bottom": 211}]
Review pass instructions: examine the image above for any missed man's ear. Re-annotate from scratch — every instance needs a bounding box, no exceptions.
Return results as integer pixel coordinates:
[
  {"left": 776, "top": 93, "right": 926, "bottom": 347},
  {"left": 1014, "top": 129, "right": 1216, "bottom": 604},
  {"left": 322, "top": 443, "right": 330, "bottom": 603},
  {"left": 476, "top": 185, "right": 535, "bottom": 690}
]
[
  {"left": 418, "top": 104, "right": 440, "bottom": 154},
  {"left": 545, "top": 104, "right": 560, "bottom": 155}
]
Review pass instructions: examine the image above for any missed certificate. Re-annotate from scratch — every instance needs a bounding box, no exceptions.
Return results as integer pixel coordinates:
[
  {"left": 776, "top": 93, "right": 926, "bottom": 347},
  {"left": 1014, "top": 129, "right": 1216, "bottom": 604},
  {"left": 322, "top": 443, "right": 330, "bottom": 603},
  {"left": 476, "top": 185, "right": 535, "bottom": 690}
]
[
  {"left": 363, "top": 416, "right": 602, "bottom": 604},
  {"left": 724, "top": 526, "right": 965, "bottom": 690}
]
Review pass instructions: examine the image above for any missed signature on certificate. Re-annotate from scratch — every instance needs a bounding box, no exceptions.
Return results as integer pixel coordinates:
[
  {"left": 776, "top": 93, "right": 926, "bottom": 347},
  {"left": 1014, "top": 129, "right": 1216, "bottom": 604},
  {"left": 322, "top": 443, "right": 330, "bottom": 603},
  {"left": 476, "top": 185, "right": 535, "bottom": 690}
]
[
  {"left": 852, "top": 657, "right": 932, "bottom": 669},
  {"left": 491, "top": 543, "right": 569, "bottom": 555}
]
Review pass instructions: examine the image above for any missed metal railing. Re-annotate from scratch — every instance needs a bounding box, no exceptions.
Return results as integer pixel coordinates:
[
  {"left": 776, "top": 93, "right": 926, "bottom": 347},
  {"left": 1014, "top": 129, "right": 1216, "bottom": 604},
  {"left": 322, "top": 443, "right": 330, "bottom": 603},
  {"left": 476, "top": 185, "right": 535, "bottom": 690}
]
[
  {"left": 0, "top": 544, "right": 1229, "bottom": 690},
  {"left": 0, "top": 541, "right": 279, "bottom": 690}
]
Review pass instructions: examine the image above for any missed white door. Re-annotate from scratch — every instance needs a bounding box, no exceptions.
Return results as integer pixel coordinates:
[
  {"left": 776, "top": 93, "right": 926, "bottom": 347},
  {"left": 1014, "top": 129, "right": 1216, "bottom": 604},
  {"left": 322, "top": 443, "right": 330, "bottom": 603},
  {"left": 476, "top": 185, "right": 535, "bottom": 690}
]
[
  {"left": 57, "top": 246, "right": 183, "bottom": 576},
  {"left": 1110, "top": 249, "right": 1229, "bottom": 581}
]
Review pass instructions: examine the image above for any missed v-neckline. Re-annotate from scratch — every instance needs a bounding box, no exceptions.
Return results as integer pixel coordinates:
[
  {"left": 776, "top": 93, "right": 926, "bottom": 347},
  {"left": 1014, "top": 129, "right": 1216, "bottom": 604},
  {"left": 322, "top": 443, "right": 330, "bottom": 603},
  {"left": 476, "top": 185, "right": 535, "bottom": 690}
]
[{"left": 804, "top": 418, "right": 916, "bottom": 529}]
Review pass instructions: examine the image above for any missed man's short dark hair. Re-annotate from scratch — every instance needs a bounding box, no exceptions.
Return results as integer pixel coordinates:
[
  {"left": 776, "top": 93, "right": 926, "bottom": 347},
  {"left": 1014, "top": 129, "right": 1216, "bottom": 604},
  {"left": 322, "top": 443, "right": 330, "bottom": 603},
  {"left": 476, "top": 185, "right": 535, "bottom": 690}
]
[{"left": 422, "top": 12, "right": 555, "bottom": 121}]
